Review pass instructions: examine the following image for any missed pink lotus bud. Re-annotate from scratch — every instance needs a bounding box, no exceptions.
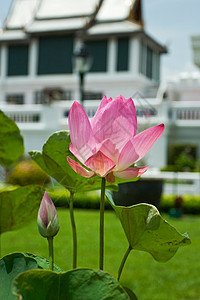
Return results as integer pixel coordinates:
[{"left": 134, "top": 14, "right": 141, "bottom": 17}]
[{"left": 37, "top": 191, "right": 59, "bottom": 238}]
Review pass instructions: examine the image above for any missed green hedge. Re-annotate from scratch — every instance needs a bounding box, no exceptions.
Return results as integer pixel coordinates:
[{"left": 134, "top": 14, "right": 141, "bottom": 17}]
[
  {"left": 161, "top": 194, "right": 200, "bottom": 214},
  {"left": 48, "top": 187, "right": 200, "bottom": 214},
  {"left": 1, "top": 184, "right": 200, "bottom": 214},
  {"left": 48, "top": 189, "right": 112, "bottom": 210}
]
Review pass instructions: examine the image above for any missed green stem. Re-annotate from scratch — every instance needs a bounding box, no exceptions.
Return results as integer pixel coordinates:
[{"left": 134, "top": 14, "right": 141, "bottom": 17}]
[
  {"left": 118, "top": 246, "right": 132, "bottom": 281},
  {"left": 47, "top": 236, "right": 54, "bottom": 271},
  {"left": 69, "top": 191, "right": 77, "bottom": 269},
  {"left": 99, "top": 177, "right": 106, "bottom": 270},
  {"left": 0, "top": 233, "right": 1, "bottom": 258}
]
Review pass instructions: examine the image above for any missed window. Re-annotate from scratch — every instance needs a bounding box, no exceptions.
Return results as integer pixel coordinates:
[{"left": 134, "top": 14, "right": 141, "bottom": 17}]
[
  {"left": 86, "top": 40, "right": 107, "bottom": 72},
  {"left": 153, "top": 52, "right": 160, "bottom": 82},
  {"left": 38, "top": 35, "right": 73, "bottom": 74},
  {"left": 116, "top": 37, "right": 129, "bottom": 71},
  {"left": 35, "top": 88, "right": 72, "bottom": 104},
  {"left": 7, "top": 45, "right": 29, "bottom": 76},
  {"left": 6, "top": 94, "right": 24, "bottom": 104},
  {"left": 139, "top": 41, "right": 146, "bottom": 75},
  {"left": 139, "top": 41, "right": 160, "bottom": 82},
  {"left": 84, "top": 91, "right": 103, "bottom": 100},
  {"left": 146, "top": 46, "right": 153, "bottom": 79}
]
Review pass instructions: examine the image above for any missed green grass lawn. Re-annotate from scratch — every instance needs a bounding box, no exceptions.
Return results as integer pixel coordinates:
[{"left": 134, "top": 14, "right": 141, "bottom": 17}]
[{"left": 1, "top": 209, "right": 200, "bottom": 300}]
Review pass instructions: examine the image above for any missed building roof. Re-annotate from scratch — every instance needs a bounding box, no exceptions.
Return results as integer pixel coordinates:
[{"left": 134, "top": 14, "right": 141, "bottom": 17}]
[
  {"left": 5, "top": 0, "right": 40, "bottom": 29},
  {"left": 26, "top": 18, "right": 87, "bottom": 34},
  {"left": 96, "top": 0, "right": 135, "bottom": 22},
  {"left": 2, "top": 0, "right": 143, "bottom": 32},
  {"left": 35, "top": 0, "right": 97, "bottom": 19},
  {"left": 0, "top": 29, "right": 27, "bottom": 42},
  {"left": 87, "top": 20, "right": 141, "bottom": 36},
  {"left": 0, "top": 0, "right": 166, "bottom": 54}
]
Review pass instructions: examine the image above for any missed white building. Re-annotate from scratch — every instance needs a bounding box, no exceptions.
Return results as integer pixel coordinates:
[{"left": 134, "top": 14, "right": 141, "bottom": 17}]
[
  {"left": 192, "top": 35, "right": 200, "bottom": 69},
  {"left": 1, "top": 0, "right": 200, "bottom": 170},
  {"left": 0, "top": 0, "right": 166, "bottom": 104}
]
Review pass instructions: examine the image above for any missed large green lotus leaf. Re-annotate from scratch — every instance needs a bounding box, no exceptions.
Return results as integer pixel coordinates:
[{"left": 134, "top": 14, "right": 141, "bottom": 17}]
[
  {"left": 0, "top": 186, "right": 44, "bottom": 234},
  {"left": 12, "top": 268, "right": 130, "bottom": 300},
  {"left": 0, "top": 252, "right": 62, "bottom": 300},
  {"left": 29, "top": 130, "right": 118, "bottom": 193},
  {"left": 22, "top": 253, "right": 63, "bottom": 273},
  {"left": 106, "top": 191, "right": 191, "bottom": 262},
  {"left": 0, "top": 253, "right": 41, "bottom": 300},
  {"left": 0, "top": 110, "right": 24, "bottom": 167}
]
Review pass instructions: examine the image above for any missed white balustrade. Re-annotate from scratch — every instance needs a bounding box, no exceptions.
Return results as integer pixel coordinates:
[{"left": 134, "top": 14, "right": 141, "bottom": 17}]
[
  {"left": 1, "top": 100, "right": 200, "bottom": 190},
  {"left": 170, "top": 101, "right": 200, "bottom": 125},
  {"left": 142, "top": 170, "right": 200, "bottom": 195},
  {"left": 1, "top": 99, "right": 200, "bottom": 129}
]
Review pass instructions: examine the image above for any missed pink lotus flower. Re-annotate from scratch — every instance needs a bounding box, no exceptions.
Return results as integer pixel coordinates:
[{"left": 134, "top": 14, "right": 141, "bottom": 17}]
[
  {"left": 37, "top": 191, "right": 59, "bottom": 238},
  {"left": 67, "top": 95, "right": 164, "bottom": 183}
]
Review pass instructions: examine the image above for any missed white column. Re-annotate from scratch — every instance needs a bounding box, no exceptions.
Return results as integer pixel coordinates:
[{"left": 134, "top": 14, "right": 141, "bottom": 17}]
[
  {"left": 28, "top": 39, "right": 38, "bottom": 104},
  {"left": 26, "top": 90, "right": 34, "bottom": 105},
  {"left": 74, "top": 88, "right": 79, "bottom": 101},
  {"left": 161, "top": 97, "right": 170, "bottom": 123},
  {"left": 147, "top": 129, "right": 168, "bottom": 169},
  {"left": 0, "top": 44, "right": 7, "bottom": 79},
  {"left": 107, "top": 38, "right": 116, "bottom": 74},
  {"left": 29, "top": 39, "right": 38, "bottom": 78},
  {"left": 0, "top": 45, "right": 7, "bottom": 104},
  {"left": 41, "top": 104, "right": 62, "bottom": 130},
  {"left": 129, "top": 38, "right": 140, "bottom": 75}
]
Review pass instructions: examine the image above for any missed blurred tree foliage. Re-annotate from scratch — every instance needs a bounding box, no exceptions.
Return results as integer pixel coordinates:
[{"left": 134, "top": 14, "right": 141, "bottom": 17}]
[{"left": 6, "top": 159, "right": 50, "bottom": 186}]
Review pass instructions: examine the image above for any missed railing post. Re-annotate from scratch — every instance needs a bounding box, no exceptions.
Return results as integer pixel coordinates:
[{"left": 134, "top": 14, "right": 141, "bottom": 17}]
[
  {"left": 161, "top": 96, "right": 169, "bottom": 123},
  {"left": 41, "top": 104, "right": 63, "bottom": 130}
]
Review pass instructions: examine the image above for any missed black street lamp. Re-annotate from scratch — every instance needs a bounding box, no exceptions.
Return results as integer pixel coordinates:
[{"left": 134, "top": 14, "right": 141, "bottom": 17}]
[{"left": 73, "top": 43, "right": 92, "bottom": 107}]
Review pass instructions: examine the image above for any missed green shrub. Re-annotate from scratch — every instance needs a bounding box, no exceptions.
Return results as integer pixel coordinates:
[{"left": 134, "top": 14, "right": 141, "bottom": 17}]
[
  {"left": 175, "top": 152, "right": 196, "bottom": 172},
  {"left": 3, "top": 180, "right": 200, "bottom": 214},
  {"left": 160, "top": 165, "right": 178, "bottom": 172},
  {"left": 47, "top": 187, "right": 112, "bottom": 210},
  {"left": 168, "top": 144, "right": 197, "bottom": 166},
  {"left": 164, "top": 144, "right": 198, "bottom": 172},
  {"left": 161, "top": 154, "right": 196, "bottom": 172},
  {"left": 48, "top": 185, "right": 200, "bottom": 214},
  {"left": 6, "top": 159, "right": 50, "bottom": 186},
  {"left": 161, "top": 194, "right": 200, "bottom": 214}
]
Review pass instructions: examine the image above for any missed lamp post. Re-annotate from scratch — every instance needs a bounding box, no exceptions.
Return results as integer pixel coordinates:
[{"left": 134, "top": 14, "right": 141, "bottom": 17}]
[{"left": 73, "top": 43, "right": 92, "bottom": 107}]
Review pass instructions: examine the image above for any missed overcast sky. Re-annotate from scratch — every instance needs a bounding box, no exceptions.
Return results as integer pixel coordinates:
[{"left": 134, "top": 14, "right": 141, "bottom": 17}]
[{"left": 0, "top": 0, "right": 199, "bottom": 81}]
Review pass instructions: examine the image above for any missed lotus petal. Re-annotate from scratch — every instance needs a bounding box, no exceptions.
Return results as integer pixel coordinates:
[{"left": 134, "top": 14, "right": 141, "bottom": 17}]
[
  {"left": 67, "top": 157, "right": 95, "bottom": 178},
  {"left": 114, "top": 166, "right": 149, "bottom": 180},
  {"left": 68, "top": 101, "right": 96, "bottom": 162},
  {"left": 85, "top": 151, "right": 115, "bottom": 177},
  {"left": 91, "top": 96, "right": 137, "bottom": 152}
]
